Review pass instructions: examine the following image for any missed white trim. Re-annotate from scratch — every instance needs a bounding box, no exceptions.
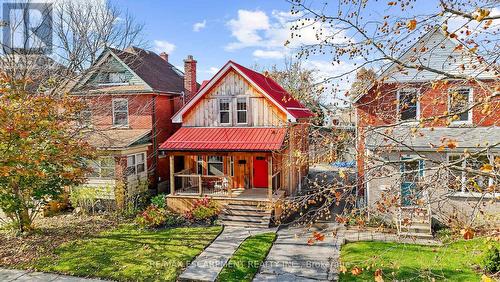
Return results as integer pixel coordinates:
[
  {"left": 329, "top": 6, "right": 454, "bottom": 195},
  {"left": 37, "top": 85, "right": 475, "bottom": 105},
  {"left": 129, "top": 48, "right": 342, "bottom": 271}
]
[
  {"left": 172, "top": 62, "right": 297, "bottom": 123},
  {"left": 396, "top": 88, "right": 420, "bottom": 122},
  {"left": 447, "top": 152, "right": 494, "bottom": 193},
  {"left": 236, "top": 97, "right": 248, "bottom": 125},
  {"left": 112, "top": 98, "right": 129, "bottom": 128},
  {"left": 448, "top": 87, "right": 473, "bottom": 125},
  {"left": 218, "top": 97, "right": 232, "bottom": 126}
]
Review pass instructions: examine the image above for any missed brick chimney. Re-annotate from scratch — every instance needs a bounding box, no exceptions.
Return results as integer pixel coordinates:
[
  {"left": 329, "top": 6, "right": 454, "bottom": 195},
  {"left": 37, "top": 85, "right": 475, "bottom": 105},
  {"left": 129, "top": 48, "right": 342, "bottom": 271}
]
[
  {"left": 159, "top": 52, "right": 168, "bottom": 62},
  {"left": 184, "top": 55, "right": 197, "bottom": 102}
]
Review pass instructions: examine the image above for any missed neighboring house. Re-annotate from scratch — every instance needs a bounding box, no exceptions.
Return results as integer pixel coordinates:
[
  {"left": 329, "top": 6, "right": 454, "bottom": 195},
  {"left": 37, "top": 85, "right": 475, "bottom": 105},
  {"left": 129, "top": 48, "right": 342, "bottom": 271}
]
[
  {"left": 160, "top": 61, "right": 312, "bottom": 226},
  {"left": 70, "top": 46, "right": 198, "bottom": 206},
  {"left": 310, "top": 105, "right": 356, "bottom": 164},
  {"left": 353, "top": 28, "right": 499, "bottom": 234}
]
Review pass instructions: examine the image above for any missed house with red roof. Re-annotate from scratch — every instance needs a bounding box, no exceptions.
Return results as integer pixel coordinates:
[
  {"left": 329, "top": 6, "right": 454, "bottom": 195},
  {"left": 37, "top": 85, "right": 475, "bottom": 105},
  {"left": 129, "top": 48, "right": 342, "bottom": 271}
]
[{"left": 160, "top": 61, "right": 313, "bottom": 226}]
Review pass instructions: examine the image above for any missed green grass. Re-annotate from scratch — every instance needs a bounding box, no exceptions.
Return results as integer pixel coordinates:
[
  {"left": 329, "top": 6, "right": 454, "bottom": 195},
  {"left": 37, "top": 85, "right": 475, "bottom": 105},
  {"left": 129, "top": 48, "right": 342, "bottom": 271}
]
[
  {"left": 339, "top": 238, "right": 499, "bottom": 281},
  {"left": 34, "top": 225, "right": 222, "bottom": 281},
  {"left": 217, "top": 232, "right": 276, "bottom": 282}
]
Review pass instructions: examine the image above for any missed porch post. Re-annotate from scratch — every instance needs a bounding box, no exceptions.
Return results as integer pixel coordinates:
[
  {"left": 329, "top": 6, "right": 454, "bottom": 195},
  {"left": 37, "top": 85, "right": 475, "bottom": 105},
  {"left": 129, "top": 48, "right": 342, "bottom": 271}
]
[
  {"left": 198, "top": 175, "right": 202, "bottom": 196},
  {"left": 169, "top": 155, "right": 175, "bottom": 195},
  {"left": 268, "top": 156, "right": 273, "bottom": 201},
  {"left": 228, "top": 176, "right": 233, "bottom": 198}
]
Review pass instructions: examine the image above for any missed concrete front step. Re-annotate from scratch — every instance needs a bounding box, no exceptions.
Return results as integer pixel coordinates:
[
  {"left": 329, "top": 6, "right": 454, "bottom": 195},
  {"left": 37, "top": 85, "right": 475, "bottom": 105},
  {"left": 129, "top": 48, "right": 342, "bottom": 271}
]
[
  {"left": 220, "top": 214, "right": 270, "bottom": 223},
  {"left": 222, "top": 220, "right": 270, "bottom": 228},
  {"left": 399, "top": 232, "right": 433, "bottom": 239}
]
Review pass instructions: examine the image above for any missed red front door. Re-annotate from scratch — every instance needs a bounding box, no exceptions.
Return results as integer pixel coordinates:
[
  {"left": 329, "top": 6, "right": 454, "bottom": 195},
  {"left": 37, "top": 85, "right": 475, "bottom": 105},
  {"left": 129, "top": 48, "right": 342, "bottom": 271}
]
[{"left": 253, "top": 156, "right": 268, "bottom": 188}]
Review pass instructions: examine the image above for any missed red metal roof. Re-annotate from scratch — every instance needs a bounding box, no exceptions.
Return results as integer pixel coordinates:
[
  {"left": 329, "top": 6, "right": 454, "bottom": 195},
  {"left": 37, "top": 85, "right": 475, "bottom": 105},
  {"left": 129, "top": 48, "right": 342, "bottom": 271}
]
[
  {"left": 230, "top": 61, "right": 313, "bottom": 119},
  {"left": 159, "top": 127, "right": 287, "bottom": 151}
]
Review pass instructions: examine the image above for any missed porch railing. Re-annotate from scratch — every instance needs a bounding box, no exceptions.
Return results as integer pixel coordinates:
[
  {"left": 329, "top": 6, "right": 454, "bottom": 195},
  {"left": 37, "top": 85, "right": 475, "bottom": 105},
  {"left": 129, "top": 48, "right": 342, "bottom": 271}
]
[{"left": 173, "top": 169, "right": 233, "bottom": 197}]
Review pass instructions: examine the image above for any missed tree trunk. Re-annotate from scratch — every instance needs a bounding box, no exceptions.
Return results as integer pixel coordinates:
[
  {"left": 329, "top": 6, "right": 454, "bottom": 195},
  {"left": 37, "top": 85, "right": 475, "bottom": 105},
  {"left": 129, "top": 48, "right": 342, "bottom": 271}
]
[{"left": 18, "top": 207, "right": 32, "bottom": 233}]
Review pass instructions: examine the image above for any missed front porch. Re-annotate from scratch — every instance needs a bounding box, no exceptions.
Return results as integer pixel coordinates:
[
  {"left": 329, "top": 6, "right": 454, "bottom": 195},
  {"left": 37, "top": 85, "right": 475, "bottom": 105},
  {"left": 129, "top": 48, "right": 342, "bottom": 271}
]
[{"left": 168, "top": 152, "right": 286, "bottom": 202}]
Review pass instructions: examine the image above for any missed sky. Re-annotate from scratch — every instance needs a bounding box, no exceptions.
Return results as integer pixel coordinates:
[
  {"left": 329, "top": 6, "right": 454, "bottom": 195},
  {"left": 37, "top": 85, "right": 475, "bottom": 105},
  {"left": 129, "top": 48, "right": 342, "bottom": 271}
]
[
  {"left": 110, "top": 0, "right": 342, "bottom": 82},
  {"left": 4, "top": 0, "right": 496, "bottom": 104}
]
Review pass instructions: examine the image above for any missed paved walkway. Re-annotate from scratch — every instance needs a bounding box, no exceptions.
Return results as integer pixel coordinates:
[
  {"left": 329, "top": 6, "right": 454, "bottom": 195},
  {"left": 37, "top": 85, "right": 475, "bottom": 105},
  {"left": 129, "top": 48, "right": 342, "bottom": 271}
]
[
  {"left": 179, "top": 227, "right": 277, "bottom": 282},
  {"left": 254, "top": 223, "right": 342, "bottom": 281},
  {"left": 0, "top": 268, "right": 107, "bottom": 281}
]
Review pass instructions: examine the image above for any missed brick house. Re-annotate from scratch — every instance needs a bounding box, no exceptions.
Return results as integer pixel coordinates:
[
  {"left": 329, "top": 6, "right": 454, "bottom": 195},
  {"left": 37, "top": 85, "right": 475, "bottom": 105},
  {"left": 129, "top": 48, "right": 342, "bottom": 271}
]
[
  {"left": 159, "top": 61, "right": 312, "bottom": 227},
  {"left": 70, "top": 47, "right": 198, "bottom": 206},
  {"left": 353, "top": 28, "right": 499, "bottom": 234}
]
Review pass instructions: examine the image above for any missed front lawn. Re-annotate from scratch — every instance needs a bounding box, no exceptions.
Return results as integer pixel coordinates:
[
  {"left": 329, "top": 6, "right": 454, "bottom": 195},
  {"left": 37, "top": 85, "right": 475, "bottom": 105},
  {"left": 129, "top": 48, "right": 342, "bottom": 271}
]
[
  {"left": 217, "top": 232, "right": 276, "bottom": 282},
  {"left": 339, "top": 238, "right": 498, "bottom": 281},
  {"left": 34, "top": 225, "right": 222, "bottom": 281}
]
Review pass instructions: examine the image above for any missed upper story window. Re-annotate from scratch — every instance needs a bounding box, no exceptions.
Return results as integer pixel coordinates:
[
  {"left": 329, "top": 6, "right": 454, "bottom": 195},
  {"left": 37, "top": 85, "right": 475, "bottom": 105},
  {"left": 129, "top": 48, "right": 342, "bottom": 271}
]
[
  {"left": 219, "top": 99, "right": 231, "bottom": 125},
  {"left": 88, "top": 156, "right": 115, "bottom": 179},
  {"left": 127, "top": 153, "right": 146, "bottom": 176},
  {"left": 398, "top": 89, "right": 419, "bottom": 121},
  {"left": 236, "top": 98, "right": 247, "bottom": 124},
  {"left": 100, "top": 72, "right": 128, "bottom": 85},
  {"left": 449, "top": 88, "right": 472, "bottom": 123},
  {"left": 112, "top": 99, "right": 129, "bottom": 127}
]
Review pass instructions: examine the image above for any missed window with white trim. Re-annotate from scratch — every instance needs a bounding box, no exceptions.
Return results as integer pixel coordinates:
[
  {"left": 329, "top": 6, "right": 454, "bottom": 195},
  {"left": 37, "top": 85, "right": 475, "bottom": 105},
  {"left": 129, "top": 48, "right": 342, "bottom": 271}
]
[
  {"left": 449, "top": 88, "right": 472, "bottom": 123},
  {"left": 112, "top": 99, "right": 129, "bottom": 127},
  {"left": 127, "top": 153, "right": 146, "bottom": 176},
  {"left": 208, "top": 156, "right": 224, "bottom": 175},
  {"left": 219, "top": 99, "right": 231, "bottom": 125},
  {"left": 79, "top": 110, "right": 92, "bottom": 128},
  {"left": 448, "top": 154, "right": 496, "bottom": 192},
  {"left": 236, "top": 98, "right": 247, "bottom": 124},
  {"left": 398, "top": 89, "right": 418, "bottom": 121},
  {"left": 89, "top": 156, "right": 115, "bottom": 179},
  {"left": 229, "top": 156, "right": 234, "bottom": 177},
  {"left": 196, "top": 156, "right": 203, "bottom": 175}
]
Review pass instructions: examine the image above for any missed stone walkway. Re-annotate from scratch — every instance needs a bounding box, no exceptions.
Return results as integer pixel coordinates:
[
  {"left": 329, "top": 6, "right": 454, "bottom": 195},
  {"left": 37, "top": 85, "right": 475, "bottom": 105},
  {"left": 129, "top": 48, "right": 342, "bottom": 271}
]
[
  {"left": 254, "top": 223, "right": 342, "bottom": 282},
  {"left": 179, "top": 226, "right": 277, "bottom": 282},
  {"left": 0, "top": 268, "right": 107, "bottom": 281}
]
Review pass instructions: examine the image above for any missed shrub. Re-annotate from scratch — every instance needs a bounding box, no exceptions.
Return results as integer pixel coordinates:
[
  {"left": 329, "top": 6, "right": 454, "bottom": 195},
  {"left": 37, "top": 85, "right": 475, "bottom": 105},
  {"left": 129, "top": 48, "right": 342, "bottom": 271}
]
[
  {"left": 151, "top": 194, "right": 167, "bottom": 209},
  {"left": 185, "top": 197, "right": 219, "bottom": 222},
  {"left": 136, "top": 205, "right": 167, "bottom": 229},
  {"left": 136, "top": 204, "right": 185, "bottom": 229},
  {"left": 482, "top": 246, "right": 500, "bottom": 274}
]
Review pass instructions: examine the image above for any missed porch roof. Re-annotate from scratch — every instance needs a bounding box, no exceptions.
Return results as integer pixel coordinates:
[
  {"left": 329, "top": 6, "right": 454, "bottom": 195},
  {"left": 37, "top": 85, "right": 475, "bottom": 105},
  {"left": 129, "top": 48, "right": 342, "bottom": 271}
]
[{"left": 159, "top": 127, "right": 287, "bottom": 152}]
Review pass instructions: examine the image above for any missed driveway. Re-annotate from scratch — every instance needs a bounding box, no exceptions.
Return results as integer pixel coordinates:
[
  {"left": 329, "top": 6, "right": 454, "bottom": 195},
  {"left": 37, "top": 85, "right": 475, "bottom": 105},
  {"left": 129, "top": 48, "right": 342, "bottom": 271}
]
[{"left": 253, "top": 223, "right": 342, "bottom": 281}]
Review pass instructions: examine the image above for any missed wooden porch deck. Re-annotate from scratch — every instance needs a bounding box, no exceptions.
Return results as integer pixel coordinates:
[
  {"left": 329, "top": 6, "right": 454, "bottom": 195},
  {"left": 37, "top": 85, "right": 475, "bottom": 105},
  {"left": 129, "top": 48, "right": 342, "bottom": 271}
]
[{"left": 172, "top": 188, "right": 285, "bottom": 202}]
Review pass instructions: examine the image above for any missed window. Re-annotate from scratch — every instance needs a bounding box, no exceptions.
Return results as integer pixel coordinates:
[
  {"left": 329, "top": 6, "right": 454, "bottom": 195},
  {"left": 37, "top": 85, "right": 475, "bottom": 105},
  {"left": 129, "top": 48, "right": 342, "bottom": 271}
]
[
  {"left": 398, "top": 89, "right": 418, "bottom": 121},
  {"left": 127, "top": 153, "right": 146, "bottom": 176},
  {"left": 229, "top": 156, "right": 234, "bottom": 177},
  {"left": 79, "top": 110, "right": 92, "bottom": 128},
  {"left": 109, "top": 72, "right": 128, "bottom": 83},
  {"left": 196, "top": 156, "right": 203, "bottom": 174},
  {"left": 219, "top": 99, "right": 231, "bottom": 125},
  {"left": 236, "top": 98, "right": 247, "bottom": 124},
  {"left": 112, "top": 99, "right": 128, "bottom": 127},
  {"left": 448, "top": 154, "right": 495, "bottom": 192},
  {"left": 207, "top": 156, "right": 223, "bottom": 175},
  {"left": 449, "top": 88, "right": 472, "bottom": 123},
  {"left": 89, "top": 156, "right": 115, "bottom": 178}
]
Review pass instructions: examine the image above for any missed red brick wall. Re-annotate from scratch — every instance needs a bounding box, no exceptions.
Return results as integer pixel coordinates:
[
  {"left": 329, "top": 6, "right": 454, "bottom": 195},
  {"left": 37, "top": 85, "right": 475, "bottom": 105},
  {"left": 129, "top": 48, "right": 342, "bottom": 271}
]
[
  {"left": 355, "top": 80, "right": 499, "bottom": 188},
  {"left": 84, "top": 94, "right": 154, "bottom": 129},
  {"left": 81, "top": 93, "right": 181, "bottom": 189},
  {"left": 355, "top": 80, "right": 499, "bottom": 128}
]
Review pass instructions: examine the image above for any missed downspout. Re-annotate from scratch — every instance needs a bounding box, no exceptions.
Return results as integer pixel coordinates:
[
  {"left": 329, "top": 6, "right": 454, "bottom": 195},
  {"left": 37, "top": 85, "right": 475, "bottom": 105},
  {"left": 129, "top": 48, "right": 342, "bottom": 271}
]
[{"left": 152, "top": 94, "right": 158, "bottom": 192}]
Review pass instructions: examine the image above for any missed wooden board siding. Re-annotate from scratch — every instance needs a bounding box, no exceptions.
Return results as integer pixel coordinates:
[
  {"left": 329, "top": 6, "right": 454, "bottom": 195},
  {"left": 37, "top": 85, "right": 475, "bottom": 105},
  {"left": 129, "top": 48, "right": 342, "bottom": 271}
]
[
  {"left": 182, "top": 153, "right": 268, "bottom": 189},
  {"left": 183, "top": 70, "right": 288, "bottom": 127}
]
